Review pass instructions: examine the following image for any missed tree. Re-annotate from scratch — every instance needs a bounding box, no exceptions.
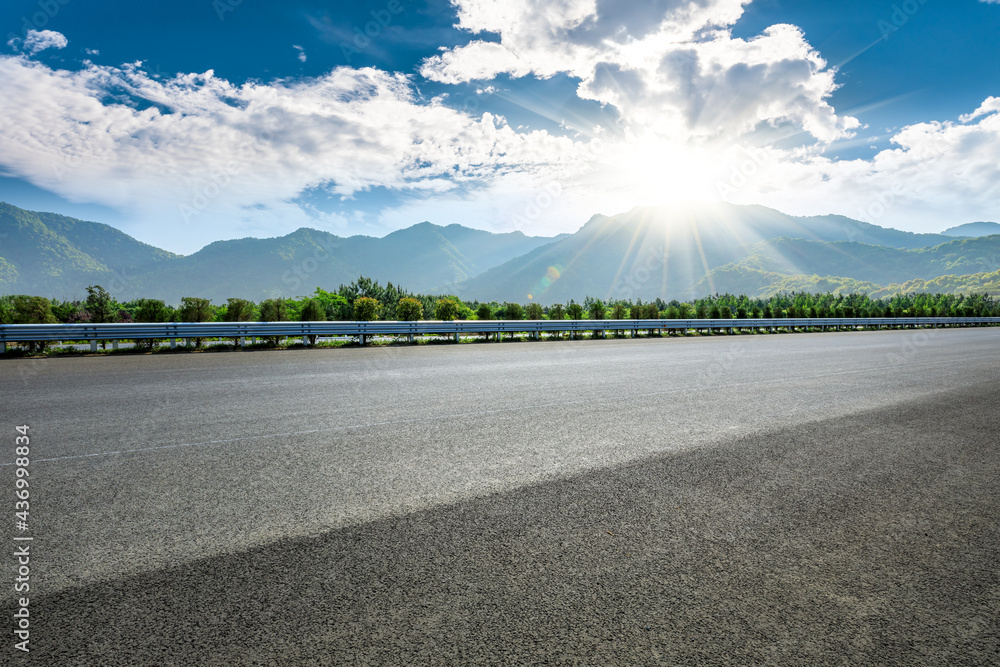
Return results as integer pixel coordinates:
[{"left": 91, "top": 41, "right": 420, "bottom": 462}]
[
  {"left": 312, "top": 287, "right": 351, "bottom": 320},
  {"left": 567, "top": 302, "right": 584, "bottom": 320},
  {"left": 548, "top": 304, "right": 565, "bottom": 320},
  {"left": 353, "top": 297, "right": 380, "bottom": 321},
  {"left": 434, "top": 298, "right": 459, "bottom": 321},
  {"left": 397, "top": 297, "right": 423, "bottom": 321},
  {"left": 300, "top": 298, "right": 325, "bottom": 321},
  {"left": 5, "top": 295, "right": 56, "bottom": 353},
  {"left": 610, "top": 303, "right": 628, "bottom": 319},
  {"left": 526, "top": 303, "right": 544, "bottom": 320},
  {"left": 179, "top": 297, "right": 215, "bottom": 348},
  {"left": 132, "top": 298, "right": 170, "bottom": 351},
  {"left": 85, "top": 285, "right": 116, "bottom": 324},
  {"left": 588, "top": 299, "right": 606, "bottom": 320},
  {"left": 224, "top": 298, "right": 255, "bottom": 322},
  {"left": 179, "top": 297, "right": 214, "bottom": 322},
  {"left": 475, "top": 303, "right": 493, "bottom": 321},
  {"left": 502, "top": 302, "right": 524, "bottom": 320},
  {"left": 258, "top": 298, "right": 289, "bottom": 322}
]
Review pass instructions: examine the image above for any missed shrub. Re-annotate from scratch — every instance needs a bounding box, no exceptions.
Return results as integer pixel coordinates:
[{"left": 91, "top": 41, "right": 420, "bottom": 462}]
[
  {"left": 300, "top": 298, "right": 325, "bottom": 321},
  {"left": 567, "top": 302, "right": 584, "bottom": 319},
  {"left": 526, "top": 303, "right": 543, "bottom": 320},
  {"left": 222, "top": 298, "right": 254, "bottom": 322},
  {"left": 354, "top": 297, "right": 380, "bottom": 321},
  {"left": 588, "top": 300, "right": 606, "bottom": 320},
  {"left": 180, "top": 297, "right": 215, "bottom": 322},
  {"left": 503, "top": 302, "right": 524, "bottom": 320},
  {"left": 475, "top": 303, "right": 493, "bottom": 321},
  {"left": 179, "top": 297, "right": 216, "bottom": 348},
  {"left": 548, "top": 304, "right": 565, "bottom": 320},
  {"left": 397, "top": 297, "right": 423, "bottom": 321},
  {"left": 610, "top": 303, "right": 628, "bottom": 319},
  {"left": 434, "top": 298, "right": 459, "bottom": 321}
]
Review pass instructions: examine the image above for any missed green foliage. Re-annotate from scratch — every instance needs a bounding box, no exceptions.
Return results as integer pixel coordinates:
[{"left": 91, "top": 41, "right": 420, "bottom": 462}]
[
  {"left": 86, "top": 285, "right": 117, "bottom": 323},
  {"left": 526, "top": 302, "right": 544, "bottom": 320},
  {"left": 179, "top": 297, "right": 215, "bottom": 322},
  {"left": 224, "top": 298, "right": 256, "bottom": 322},
  {"left": 567, "top": 301, "right": 584, "bottom": 319},
  {"left": 353, "top": 296, "right": 380, "bottom": 321},
  {"left": 475, "top": 303, "right": 493, "bottom": 321},
  {"left": 5, "top": 295, "right": 57, "bottom": 324},
  {"left": 397, "top": 297, "right": 423, "bottom": 321},
  {"left": 310, "top": 287, "right": 351, "bottom": 320},
  {"left": 300, "top": 298, "right": 325, "bottom": 322},
  {"left": 587, "top": 299, "right": 606, "bottom": 320},
  {"left": 258, "top": 298, "right": 289, "bottom": 322},
  {"left": 610, "top": 303, "right": 628, "bottom": 319},
  {"left": 548, "top": 304, "right": 565, "bottom": 320},
  {"left": 502, "top": 302, "right": 524, "bottom": 320},
  {"left": 132, "top": 298, "right": 170, "bottom": 323},
  {"left": 434, "top": 298, "right": 459, "bottom": 321}
]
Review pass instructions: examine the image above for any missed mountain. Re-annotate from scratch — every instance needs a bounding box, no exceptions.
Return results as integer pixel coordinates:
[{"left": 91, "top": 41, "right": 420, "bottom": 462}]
[
  {"left": 0, "top": 203, "right": 562, "bottom": 303},
  {"left": 455, "top": 203, "right": 963, "bottom": 302},
  {"left": 0, "top": 202, "right": 178, "bottom": 299},
  {"left": 5, "top": 200, "right": 997, "bottom": 305},
  {"left": 941, "top": 222, "right": 1000, "bottom": 237}
]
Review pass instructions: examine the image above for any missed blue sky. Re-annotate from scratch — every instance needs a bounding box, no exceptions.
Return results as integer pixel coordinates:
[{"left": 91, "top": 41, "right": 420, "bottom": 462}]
[{"left": 1, "top": 0, "right": 999, "bottom": 253}]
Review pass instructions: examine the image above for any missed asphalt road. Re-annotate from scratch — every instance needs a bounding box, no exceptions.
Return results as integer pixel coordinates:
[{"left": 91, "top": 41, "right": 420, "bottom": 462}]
[{"left": 2, "top": 328, "right": 999, "bottom": 665}]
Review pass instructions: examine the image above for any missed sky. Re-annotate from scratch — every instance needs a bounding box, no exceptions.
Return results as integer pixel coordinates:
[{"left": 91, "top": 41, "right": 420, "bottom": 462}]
[{"left": 1, "top": 0, "right": 999, "bottom": 254}]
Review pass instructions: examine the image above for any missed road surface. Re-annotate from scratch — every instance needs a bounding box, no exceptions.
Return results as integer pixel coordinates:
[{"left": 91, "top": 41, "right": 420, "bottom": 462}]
[{"left": 2, "top": 328, "right": 998, "bottom": 665}]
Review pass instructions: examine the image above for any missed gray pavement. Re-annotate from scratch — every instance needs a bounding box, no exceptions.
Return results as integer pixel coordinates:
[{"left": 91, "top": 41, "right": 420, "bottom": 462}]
[{"left": 2, "top": 328, "right": 999, "bottom": 665}]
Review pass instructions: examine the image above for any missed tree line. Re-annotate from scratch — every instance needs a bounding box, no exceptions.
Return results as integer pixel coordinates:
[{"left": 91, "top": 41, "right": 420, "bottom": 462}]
[{"left": 2, "top": 277, "right": 998, "bottom": 326}]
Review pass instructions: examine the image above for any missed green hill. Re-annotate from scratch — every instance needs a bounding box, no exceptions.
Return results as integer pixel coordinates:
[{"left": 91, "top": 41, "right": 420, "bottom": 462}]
[{"left": 0, "top": 203, "right": 561, "bottom": 303}]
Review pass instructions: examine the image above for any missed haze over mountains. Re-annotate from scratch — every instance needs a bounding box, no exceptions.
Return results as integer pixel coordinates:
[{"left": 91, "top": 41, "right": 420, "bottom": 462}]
[{"left": 2, "top": 201, "right": 999, "bottom": 305}]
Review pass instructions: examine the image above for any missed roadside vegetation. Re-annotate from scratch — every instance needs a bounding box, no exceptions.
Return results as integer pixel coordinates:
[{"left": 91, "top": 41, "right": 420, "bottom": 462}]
[{"left": 1, "top": 276, "right": 997, "bottom": 356}]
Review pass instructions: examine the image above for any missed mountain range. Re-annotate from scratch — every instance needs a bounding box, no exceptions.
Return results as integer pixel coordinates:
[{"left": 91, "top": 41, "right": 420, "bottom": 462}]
[{"left": 2, "top": 201, "right": 999, "bottom": 304}]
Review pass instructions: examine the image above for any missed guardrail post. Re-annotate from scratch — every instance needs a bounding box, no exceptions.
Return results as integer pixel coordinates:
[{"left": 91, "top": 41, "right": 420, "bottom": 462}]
[
  {"left": 112, "top": 340, "right": 119, "bottom": 350},
  {"left": 408, "top": 334, "right": 414, "bottom": 344},
  {"left": 90, "top": 340, "right": 97, "bottom": 352},
  {"left": 454, "top": 331, "right": 460, "bottom": 343},
  {"left": 239, "top": 337, "right": 245, "bottom": 346},
  {"left": 359, "top": 334, "right": 366, "bottom": 346}
]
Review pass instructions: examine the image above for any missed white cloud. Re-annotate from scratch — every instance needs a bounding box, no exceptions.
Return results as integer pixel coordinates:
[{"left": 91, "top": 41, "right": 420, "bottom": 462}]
[
  {"left": 8, "top": 29, "right": 69, "bottom": 56},
  {"left": 0, "top": 55, "right": 585, "bottom": 251},
  {"left": 422, "top": 0, "right": 856, "bottom": 144},
  {"left": 292, "top": 45, "right": 307, "bottom": 63},
  {"left": 716, "top": 99, "right": 1000, "bottom": 232}
]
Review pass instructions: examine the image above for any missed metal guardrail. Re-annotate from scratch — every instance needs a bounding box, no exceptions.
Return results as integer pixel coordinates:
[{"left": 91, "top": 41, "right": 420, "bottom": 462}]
[{"left": 1, "top": 317, "right": 998, "bottom": 352}]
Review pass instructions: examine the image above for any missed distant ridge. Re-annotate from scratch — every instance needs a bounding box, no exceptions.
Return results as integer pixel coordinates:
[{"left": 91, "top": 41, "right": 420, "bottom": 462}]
[
  {"left": 941, "top": 221, "right": 1000, "bottom": 238},
  {"left": 0, "top": 202, "right": 562, "bottom": 303},
  {"left": 3, "top": 200, "right": 999, "bottom": 304}
]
